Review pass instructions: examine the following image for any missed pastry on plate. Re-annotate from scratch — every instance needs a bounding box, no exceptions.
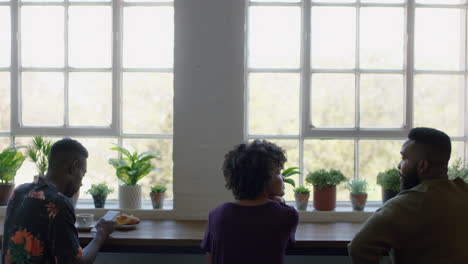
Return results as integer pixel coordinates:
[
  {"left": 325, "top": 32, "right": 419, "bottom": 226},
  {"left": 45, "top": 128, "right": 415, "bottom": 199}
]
[{"left": 115, "top": 214, "right": 140, "bottom": 226}]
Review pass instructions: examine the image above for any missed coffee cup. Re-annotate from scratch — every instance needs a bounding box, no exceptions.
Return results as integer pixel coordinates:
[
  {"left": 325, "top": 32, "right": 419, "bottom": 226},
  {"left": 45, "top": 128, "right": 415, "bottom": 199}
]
[{"left": 76, "top": 213, "right": 94, "bottom": 228}]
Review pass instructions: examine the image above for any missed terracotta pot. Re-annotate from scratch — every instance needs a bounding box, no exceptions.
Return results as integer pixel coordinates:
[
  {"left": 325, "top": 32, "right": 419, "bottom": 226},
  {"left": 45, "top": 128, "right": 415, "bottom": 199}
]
[
  {"left": 150, "top": 192, "right": 165, "bottom": 209},
  {"left": 294, "top": 193, "right": 310, "bottom": 211},
  {"left": 382, "top": 188, "right": 399, "bottom": 203},
  {"left": 313, "top": 186, "right": 336, "bottom": 211},
  {"left": 119, "top": 185, "right": 141, "bottom": 209},
  {"left": 92, "top": 195, "right": 107, "bottom": 208},
  {"left": 0, "top": 183, "right": 14, "bottom": 206},
  {"left": 350, "top": 193, "right": 368, "bottom": 211}
]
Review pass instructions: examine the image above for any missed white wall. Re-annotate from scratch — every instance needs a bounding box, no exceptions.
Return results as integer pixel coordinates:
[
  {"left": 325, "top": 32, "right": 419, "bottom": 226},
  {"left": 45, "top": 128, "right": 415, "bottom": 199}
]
[{"left": 172, "top": 0, "right": 246, "bottom": 219}]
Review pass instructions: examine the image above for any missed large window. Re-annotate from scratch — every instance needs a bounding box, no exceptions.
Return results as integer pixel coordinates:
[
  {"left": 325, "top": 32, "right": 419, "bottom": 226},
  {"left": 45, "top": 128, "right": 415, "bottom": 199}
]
[
  {"left": 247, "top": 0, "right": 467, "bottom": 201},
  {"left": 0, "top": 0, "right": 173, "bottom": 201}
]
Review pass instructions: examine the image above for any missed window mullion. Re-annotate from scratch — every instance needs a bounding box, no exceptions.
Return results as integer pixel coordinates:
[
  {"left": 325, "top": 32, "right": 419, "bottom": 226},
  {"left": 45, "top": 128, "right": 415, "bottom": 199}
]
[
  {"left": 300, "top": 0, "right": 311, "bottom": 186},
  {"left": 112, "top": 0, "right": 123, "bottom": 137},
  {"left": 64, "top": 0, "right": 69, "bottom": 128},
  {"left": 405, "top": 0, "right": 415, "bottom": 131},
  {"left": 355, "top": 2, "right": 360, "bottom": 130},
  {"left": 10, "top": 0, "right": 20, "bottom": 133}
]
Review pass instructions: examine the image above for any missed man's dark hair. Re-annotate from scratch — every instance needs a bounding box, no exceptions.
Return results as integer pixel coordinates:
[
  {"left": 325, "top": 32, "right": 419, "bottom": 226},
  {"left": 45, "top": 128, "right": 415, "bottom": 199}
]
[
  {"left": 48, "top": 138, "right": 88, "bottom": 170},
  {"left": 408, "top": 127, "right": 451, "bottom": 163},
  {"left": 222, "top": 140, "right": 287, "bottom": 200}
]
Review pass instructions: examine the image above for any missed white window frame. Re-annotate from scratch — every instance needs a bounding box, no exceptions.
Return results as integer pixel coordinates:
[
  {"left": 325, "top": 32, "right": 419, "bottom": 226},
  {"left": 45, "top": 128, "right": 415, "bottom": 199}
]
[
  {"left": 246, "top": 0, "right": 468, "bottom": 186},
  {"left": 8, "top": 0, "right": 174, "bottom": 140}
]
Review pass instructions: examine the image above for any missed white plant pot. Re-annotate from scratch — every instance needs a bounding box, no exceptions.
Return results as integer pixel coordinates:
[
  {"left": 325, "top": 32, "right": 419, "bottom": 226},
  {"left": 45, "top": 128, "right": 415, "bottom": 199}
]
[{"left": 119, "top": 185, "right": 142, "bottom": 209}]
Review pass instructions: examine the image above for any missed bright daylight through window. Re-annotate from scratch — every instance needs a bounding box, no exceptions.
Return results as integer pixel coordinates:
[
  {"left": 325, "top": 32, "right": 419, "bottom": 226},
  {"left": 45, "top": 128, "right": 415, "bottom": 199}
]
[
  {"left": 0, "top": 0, "right": 173, "bottom": 205},
  {"left": 247, "top": 0, "right": 467, "bottom": 201}
]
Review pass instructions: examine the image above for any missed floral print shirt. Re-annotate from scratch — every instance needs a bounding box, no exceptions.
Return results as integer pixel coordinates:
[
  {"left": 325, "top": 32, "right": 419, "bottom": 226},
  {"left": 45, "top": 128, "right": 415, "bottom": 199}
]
[{"left": 2, "top": 177, "right": 82, "bottom": 264}]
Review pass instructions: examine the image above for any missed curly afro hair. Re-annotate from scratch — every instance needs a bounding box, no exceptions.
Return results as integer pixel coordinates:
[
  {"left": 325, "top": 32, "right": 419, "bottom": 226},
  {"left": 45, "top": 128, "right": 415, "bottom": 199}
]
[{"left": 222, "top": 140, "right": 287, "bottom": 200}]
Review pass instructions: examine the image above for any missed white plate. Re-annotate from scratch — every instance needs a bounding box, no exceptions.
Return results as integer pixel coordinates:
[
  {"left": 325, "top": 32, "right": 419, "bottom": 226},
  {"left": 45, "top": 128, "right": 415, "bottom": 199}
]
[
  {"left": 76, "top": 225, "right": 94, "bottom": 232},
  {"left": 114, "top": 224, "right": 138, "bottom": 230}
]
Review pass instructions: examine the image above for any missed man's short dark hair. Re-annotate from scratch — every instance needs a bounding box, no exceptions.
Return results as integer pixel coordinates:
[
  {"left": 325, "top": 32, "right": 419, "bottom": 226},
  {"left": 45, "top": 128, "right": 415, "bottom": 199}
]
[
  {"left": 48, "top": 138, "right": 88, "bottom": 170},
  {"left": 222, "top": 140, "right": 287, "bottom": 200},
  {"left": 408, "top": 127, "right": 451, "bottom": 163}
]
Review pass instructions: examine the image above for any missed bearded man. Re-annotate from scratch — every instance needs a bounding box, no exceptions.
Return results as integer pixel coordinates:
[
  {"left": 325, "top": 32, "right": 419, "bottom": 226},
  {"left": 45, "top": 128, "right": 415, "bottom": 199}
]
[{"left": 348, "top": 127, "right": 468, "bottom": 264}]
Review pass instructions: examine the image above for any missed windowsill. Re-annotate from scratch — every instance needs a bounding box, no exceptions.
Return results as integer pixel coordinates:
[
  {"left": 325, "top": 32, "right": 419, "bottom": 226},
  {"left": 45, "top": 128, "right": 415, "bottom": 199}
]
[{"left": 0, "top": 200, "right": 382, "bottom": 222}]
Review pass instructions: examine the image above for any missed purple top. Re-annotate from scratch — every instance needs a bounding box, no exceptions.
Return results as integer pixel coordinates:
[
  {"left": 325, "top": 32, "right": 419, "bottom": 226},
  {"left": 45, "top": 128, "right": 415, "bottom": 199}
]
[{"left": 201, "top": 201, "right": 299, "bottom": 264}]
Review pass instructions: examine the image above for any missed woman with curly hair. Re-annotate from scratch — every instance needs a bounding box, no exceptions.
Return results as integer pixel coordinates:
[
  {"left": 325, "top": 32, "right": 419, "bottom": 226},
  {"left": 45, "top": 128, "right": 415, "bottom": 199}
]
[{"left": 201, "top": 140, "right": 299, "bottom": 264}]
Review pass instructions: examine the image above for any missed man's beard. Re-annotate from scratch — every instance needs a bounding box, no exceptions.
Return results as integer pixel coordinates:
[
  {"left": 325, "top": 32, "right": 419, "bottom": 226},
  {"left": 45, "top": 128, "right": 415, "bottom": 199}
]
[{"left": 400, "top": 170, "right": 421, "bottom": 191}]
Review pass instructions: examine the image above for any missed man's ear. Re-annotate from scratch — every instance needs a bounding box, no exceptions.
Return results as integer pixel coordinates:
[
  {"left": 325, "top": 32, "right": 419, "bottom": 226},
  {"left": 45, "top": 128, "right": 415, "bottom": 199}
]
[
  {"left": 418, "top": 160, "right": 429, "bottom": 173},
  {"left": 69, "top": 160, "right": 79, "bottom": 174}
]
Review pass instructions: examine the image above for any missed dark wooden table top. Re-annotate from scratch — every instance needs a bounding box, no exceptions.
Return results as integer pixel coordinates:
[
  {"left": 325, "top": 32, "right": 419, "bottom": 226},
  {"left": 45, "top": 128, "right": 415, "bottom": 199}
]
[
  {"left": 1, "top": 220, "right": 363, "bottom": 255},
  {"left": 78, "top": 220, "right": 363, "bottom": 255}
]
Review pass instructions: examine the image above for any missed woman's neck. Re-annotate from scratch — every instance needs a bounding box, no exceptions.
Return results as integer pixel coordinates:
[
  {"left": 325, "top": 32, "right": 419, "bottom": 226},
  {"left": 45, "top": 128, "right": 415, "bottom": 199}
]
[{"left": 234, "top": 195, "right": 271, "bottom": 206}]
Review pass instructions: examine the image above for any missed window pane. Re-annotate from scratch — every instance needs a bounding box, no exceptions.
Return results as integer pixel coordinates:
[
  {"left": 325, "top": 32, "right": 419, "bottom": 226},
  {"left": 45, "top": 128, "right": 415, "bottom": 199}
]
[
  {"left": 0, "top": 138, "right": 10, "bottom": 151},
  {"left": 21, "top": 0, "right": 63, "bottom": 2},
  {"left": 311, "top": 73, "right": 355, "bottom": 128},
  {"left": 415, "top": 8, "right": 464, "bottom": 71},
  {"left": 451, "top": 141, "right": 465, "bottom": 167},
  {"left": 417, "top": 0, "right": 465, "bottom": 4},
  {"left": 0, "top": 7, "right": 10, "bottom": 67},
  {"left": 313, "top": 0, "right": 355, "bottom": 2},
  {"left": 360, "top": 7, "right": 404, "bottom": 69},
  {"left": 123, "top": 73, "right": 173, "bottom": 134},
  {"left": 251, "top": 0, "right": 299, "bottom": 2},
  {"left": 14, "top": 137, "right": 62, "bottom": 186},
  {"left": 360, "top": 74, "right": 404, "bottom": 128},
  {"left": 69, "top": 72, "right": 112, "bottom": 127},
  {"left": 125, "top": 0, "right": 172, "bottom": 2},
  {"left": 361, "top": 0, "right": 404, "bottom": 2},
  {"left": 304, "top": 140, "right": 354, "bottom": 201},
  {"left": 248, "top": 73, "right": 299, "bottom": 135},
  {"left": 69, "top": 7, "right": 111, "bottom": 68},
  {"left": 79, "top": 138, "right": 118, "bottom": 200},
  {"left": 0, "top": 72, "right": 10, "bottom": 132},
  {"left": 359, "top": 140, "right": 402, "bottom": 201},
  {"left": 123, "top": 139, "right": 173, "bottom": 200},
  {"left": 249, "top": 6, "right": 300, "bottom": 68},
  {"left": 414, "top": 75, "right": 464, "bottom": 137},
  {"left": 22, "top": 72, "right": 64, "bottom": 126},
  {"left": 123, "top": 7, "right": 174, "bottom": 68},
  {"left": 311, "top": 7, "right": 355, "bottom": 69},
  {"left": 71, "top": 0, "right": 110, "bottom": 2},
  {"left": 21, "top": 7, "right": 64, "bottom": 67}
]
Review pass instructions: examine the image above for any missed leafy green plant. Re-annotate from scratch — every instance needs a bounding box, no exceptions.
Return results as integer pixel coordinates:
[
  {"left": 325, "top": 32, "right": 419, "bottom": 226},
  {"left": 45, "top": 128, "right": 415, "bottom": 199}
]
[
  {"left": 87, "top": 183, "right": 113, "bottom": 197},
  {"left": 377, "top": 168, "right": 400, "bottom": 192},
  {"left": 108, "top": 145, "right": 159, "bottom": 186},
  {"left": 281, "top": 167, "right": 300, "bottom": 187},
  {"left": 0, "top": 147, "right": 26, "bottom": 184},
  {"left": 294, "top": 186, "right": 310, "bottom": 194},
  {"left": 305, "top": 169, "right": 347, "bottom": 189},
  {"left": 26, "top": 136, "right": 53, "bottom": 176},
  {"left": 448, "top": 158, "right": 468, "bottom": 182},
  {"left": 151, "top": 184, "right": 167, "bottom": 193},
  {"left": 346, "top": 179, "right": 368, "bottom": 194}
]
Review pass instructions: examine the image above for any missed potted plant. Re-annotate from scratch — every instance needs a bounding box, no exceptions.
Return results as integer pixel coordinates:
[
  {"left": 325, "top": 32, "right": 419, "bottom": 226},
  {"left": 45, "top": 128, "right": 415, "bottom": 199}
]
[
  {"left": 377, "top": 168, "right": 400, "bottom": 203},
  {"left": 306, "top": 169, "right": 346, "bottom": 211},
  {"left": 281, "top": 167, "right": 300, "bottom": 187},
  {"left": 346, "top": 179, "right": 368, "bottom": 211},
  {"left": 448, "top": 158, "right": 468, "bottom": 182},
  {"left": 0, "top": 147, "right": 26, "bottom": 205},
  {"left": 150, "top": 184, "right": 167, "bottom": 209},
  {"left": 26, "top": 136, "right": 53, "bottom": 177},
  {"left": 109, "top": 145, "right": 159, "bottom": 209},
  {"left": 293, "top": 186, "right": 310, "bottom": 211},
  {"left": 87, "top": 183, "right": 114, "bottom": 208}
]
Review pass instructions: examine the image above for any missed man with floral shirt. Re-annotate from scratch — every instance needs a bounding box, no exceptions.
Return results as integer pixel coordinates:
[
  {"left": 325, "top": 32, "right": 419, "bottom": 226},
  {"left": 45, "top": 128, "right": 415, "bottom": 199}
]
[{"left": 2, "top": 138, "right": 114, "bottom": 264}]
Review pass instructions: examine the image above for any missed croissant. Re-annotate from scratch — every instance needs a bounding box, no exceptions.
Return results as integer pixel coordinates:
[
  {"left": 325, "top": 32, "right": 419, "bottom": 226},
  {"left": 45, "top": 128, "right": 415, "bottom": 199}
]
[{"left": 115, "top": 214, "right": 140, "bottom": 225}]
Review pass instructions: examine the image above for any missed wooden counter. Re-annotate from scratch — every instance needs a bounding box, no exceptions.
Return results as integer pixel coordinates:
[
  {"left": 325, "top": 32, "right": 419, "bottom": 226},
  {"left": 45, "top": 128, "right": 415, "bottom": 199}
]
[{"left": 76, "top": 220, "right": 362, "bottom": 255}]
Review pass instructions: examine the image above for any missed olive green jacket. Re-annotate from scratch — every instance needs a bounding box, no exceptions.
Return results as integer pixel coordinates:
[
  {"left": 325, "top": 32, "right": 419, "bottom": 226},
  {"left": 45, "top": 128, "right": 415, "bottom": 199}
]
[{"left": 348, "top": 178, "right": 468, "bottom": 264}]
